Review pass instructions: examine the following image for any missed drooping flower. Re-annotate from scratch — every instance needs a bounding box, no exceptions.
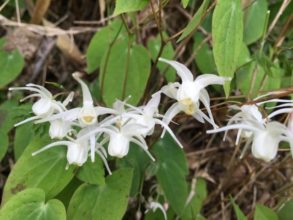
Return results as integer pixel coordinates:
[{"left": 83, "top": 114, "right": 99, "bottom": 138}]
[
  {"left": 223, "top": 104, "right": 266, "bottom": 145},
  {"left": 207, "top": 117, "right": 293, "bottom": 162},
  {"left": 9, "top": 84, "right": 73, "bottom": 127},
  {"left": 158, "top": 58, "right": 231, "bottom": 128},
  {"left": 32, "top": 129, "right": 112, "bottom": 173}
]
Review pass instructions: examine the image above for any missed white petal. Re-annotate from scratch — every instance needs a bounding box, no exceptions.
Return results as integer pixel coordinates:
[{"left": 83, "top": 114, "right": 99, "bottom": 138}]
[
  {"left": 155, "top": 119, "right": 184, "bottom": 149},
  {"left": 15, "top": 115, "right": 40, "bottom": 127},
  {"left": 32, "top": 141, "right": 72, "bottom": 156},
  {"left": 268, "top": 108, "right": 293, "bottom": 119},
  {"left": 144, "top": 92, "right": 161, "bottom": 116},
  {"left": 130, "top": 137, "right": 155, "bottom": 161},
  {"left": 49, "top": 119, "right": 71, "bottom": 139},
  {"left": 108, "top": 133, "right": 129, "bottom": 158},
  {"left": 197, "top": 109, "right": 218, "bottom": 128},
  {"left": 63, "top": 91, "right": 75, "bottom": 106},
  {"left": 194, "top": 74, "right": 230, "bottom": 90},
  {"left": 251, "top": 131, "right": 279, "bottom": 162},
  {"left": 32, "top": 98, "right": 54, "bottom": 116},
  {"left": 207, "top": 124, "right": 259, "bottom": 134},
  {"left": 67, "top": 142, "right": 88, "bottom": 166},
  {"left": 162, "top": 102, "right": 181, "bottom": 126},
  {"left": 90, "top": 134, "right": 96, "bottom": 162},
  {"left": 26, "top": 83, "right": 52, "bottom": 98},
  {"left": 159, "top": 58, "right": 194, "bottom": 82},
  {"left": 72, "top": 72, "right": 93, "bottom": 107},
  {"left": 160, "top": 83, "right": 180, "bottom": 99}
]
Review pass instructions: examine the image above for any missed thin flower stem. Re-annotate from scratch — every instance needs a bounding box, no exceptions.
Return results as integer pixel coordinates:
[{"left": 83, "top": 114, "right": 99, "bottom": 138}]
[{"left": 122, "top": 36, "right": 132, "bottom": 100}]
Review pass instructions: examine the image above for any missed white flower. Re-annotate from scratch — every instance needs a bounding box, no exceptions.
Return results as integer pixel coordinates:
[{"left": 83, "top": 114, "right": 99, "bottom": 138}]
[
  {"left": 37, "top": 72, "right": 115, "bottom": 127},
  {"left": 207, "top": 118, "right": 293, "bottom": 162},
  {"left": 110, "top": 93, "right": 184, "bottom": 148},
  {"left": 32, "top": 130, "right": 112, "bottom": 173},
  {"left": 79, "top": 123, "right": 156, "bottom": 161},
  {"left": 9, "top": 84, "right": 72, "bottom": 126},
  {"left": 158, "top": 58, "right": 231, "bottom": 128},
  {"left": 223, "top": 104, "right": 266, "bottom": 145}
]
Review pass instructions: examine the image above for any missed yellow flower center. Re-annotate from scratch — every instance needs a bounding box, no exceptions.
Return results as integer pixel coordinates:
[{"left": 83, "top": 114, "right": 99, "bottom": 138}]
[
  {"left": 180, "top": 98, "right": 195, "bottom": 115},
  {"left": 82, "top": 115, "right": 95, "bottom": 124}
]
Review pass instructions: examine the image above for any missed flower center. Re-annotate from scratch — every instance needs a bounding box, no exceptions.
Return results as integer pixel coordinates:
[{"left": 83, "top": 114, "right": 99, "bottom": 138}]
[
  {"left": 82, "top": 115, "right": 95, "bottom": 123},
  {"left": 179, "top": 98, "right": 195, "bottom": 115}
]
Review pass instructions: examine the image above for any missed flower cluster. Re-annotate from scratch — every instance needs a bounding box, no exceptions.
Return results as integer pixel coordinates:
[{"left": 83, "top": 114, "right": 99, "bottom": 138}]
[
  {"left": 208, "top": 99, "right": 293, "bottom": 162},
  {"left": 10, "top": 58, "right": 230, "bottom": 173}
]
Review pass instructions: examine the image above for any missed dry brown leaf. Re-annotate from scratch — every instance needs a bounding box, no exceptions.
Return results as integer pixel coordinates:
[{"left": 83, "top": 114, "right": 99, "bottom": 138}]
[{"left": 42, "top": 19, "right": 85, "bottom": 65}]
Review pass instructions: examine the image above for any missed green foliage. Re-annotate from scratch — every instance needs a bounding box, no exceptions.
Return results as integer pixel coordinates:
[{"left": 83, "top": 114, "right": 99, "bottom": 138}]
[
  {"left": 178, "top": 0, "right": 210, "bottom": 42},
  {"left": 0, "top": 188, "right": 66, "bottom": 220},
  {"left": 14, "top": 122, "right": 33, "bottom": 160},
  {"left": 100, "top": 40, "right": 151, "bottom": 106},
  {"left": 76, "top": 157, "right": 105, "bottom": 185},
  {"left": 182, "top": 178, "right": 208, "bottom": 219},
  {"left": 278, "top": 200, "right": 293, "bottom": 220},
  {"left": 152, "top": 134, "right": 189, "bottom": 217},
  {"left": 67, "top": 168, "right": 133, "bottom": 220},
  {"left": 231, "top": 199, "right": 247, "bottom": 220},
  {"left": 0, "top": 38, "right": 24, "bottom": 88},
  {"left": 147, "top": 33, "right": 176, "bottom": 82},
  {"left": 182, "top": 0, "right": 190, "bottom": 8},
  {"left": 212, "top": 0, "right": 244, "bottom": 95},
  {"left": 194, "top": 32, "right": 217, "bottom": 73},
  {"left": 114, "top": 0, "right": 149, "bottom": 15},
  {"left": 243, "top": 0, "right": 268, "bottom": 45},
  {"left": 254, "top": 204, "right": 279, "bottom": 220},
  {"left": 2, "top": 136, "right": 75, "bottom": 204},
  {"left": 0, "top": 131, "right": 8, "bottom": 161},
  {"left": 86, "top": 21, "right": 126, "bottom": 73},
  {"left": 117, "top": 143, "right": 152, "bottom": 196}
]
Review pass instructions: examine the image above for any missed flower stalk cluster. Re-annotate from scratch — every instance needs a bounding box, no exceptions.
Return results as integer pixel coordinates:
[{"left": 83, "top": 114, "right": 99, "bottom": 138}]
[{"left": 10, "top": 58, "right": 230, "bottom": 173}]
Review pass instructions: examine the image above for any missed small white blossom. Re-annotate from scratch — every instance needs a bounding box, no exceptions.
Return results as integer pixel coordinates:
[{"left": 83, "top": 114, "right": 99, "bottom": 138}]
[
  {"left": 207, "top": 109, "right": 293, "bottom": 162},
  {"left": 158, "top": 58, "right": 231, "bottom": 128},
  {"left": 9, "top": 84, "right": 72, "bottom": 127}
]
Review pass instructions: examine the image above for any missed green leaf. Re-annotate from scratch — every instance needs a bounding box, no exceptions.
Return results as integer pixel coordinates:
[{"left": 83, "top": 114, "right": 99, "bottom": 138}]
[
  {"left": 0, "top": 38, "right": 24, "bottom": 88},
  {"left": 152, "top": 134, "right": 189, "bottom": 217},
  {"left": 194, "top": 32, "right": 217, "bottom": 73},
  {"left": 254, "top": 204, "right": 279, "bottom": 220},
  {"left": 117, "top": 143, "right": 151, "bottom": 196},
  {"left": 236, "top": 61, "right": 282, "bottom": 98},
  {"left": 114, "top": 0, "right": 149, "bottom": 15},
  {"left": 86, "top": 20, "right": 125, "bottom": 73},
  {"left": 147, "top": 33, "right": 176, "bottom": 82},
  {"left": 231, "top": 199, "right": 247, "bottom": 220},
  {"left": 76, "top": 157, "right": 105, "bottom": 185},
  {"left": 14, "top": 122, "right": 33, "bottom": 160},
  {"left": 212, "top": 0, "right": 244, "bottom": 95},
  {"left": 2, "top": 136, "right": 75, "bottom": 204},
  {"left": 67, "top": 168, "right": 133, "bottom": 220},
  {"left": 182, "top": 0, "right": 190, "bottom": 8},
  {"left": 178, "top": 0, "right": 210, "bottom": 42},
  {"left": 278, "top": 200, "right": 293, "bottom": 220},
  {"left": 100, "top": 40, "right": 151, "bottom": 106},
  {"left": 0, "top": 188, "right": 66, "bottom": 220},
  {"left": 0, "top": 100, "right": 28, "bottom": 160},
  {"left": 244, "top": 0, "right": 268, "bottom": 45},
  {"left": 184, "top": 178, "right": 207, "bottom": 218},
  {"left": 0, "top": 131, "right": 9, "bottom": 161}
]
